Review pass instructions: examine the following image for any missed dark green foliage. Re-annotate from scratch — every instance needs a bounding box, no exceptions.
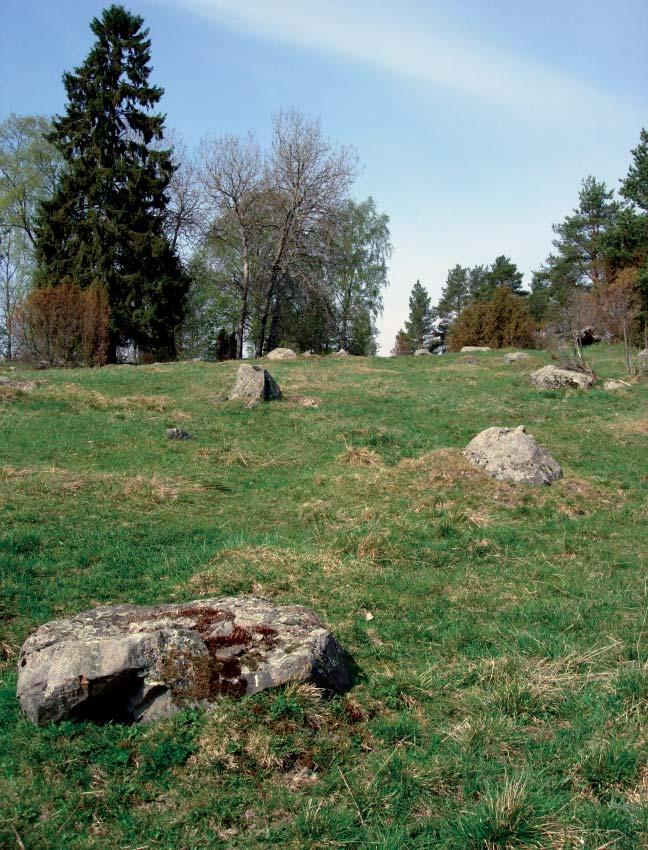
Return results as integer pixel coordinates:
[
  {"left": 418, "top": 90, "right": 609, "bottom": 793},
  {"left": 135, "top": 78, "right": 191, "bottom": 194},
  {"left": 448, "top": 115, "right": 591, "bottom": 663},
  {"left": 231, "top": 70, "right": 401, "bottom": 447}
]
[
  {"left": 478, "top": 254, "right": 524, "bottom": 298},
  {"left": 209, "top": 327, "right": 237, "bottom": 361},
  {"left": 551, "top": 176, "right": 619, "bottom": 289},
  {"left": 435, "top": 264, "right": 473, "bottom": 324},
  {"left": 34, "top": 4, "right": 188, "bottom": 360},
  {"left": 621, "top": 127, "right": 648, "bottom": 211},
  {"left": 404, "top": 279, "right": 432, "bottom": 349},
  {"left": 448, "top": 285, "right": 536, "bottom": 350},
  {"left": 434, "top": 260, "right": 523, "bottom": 343},
  {"left": 604, "top": 129, "right": 648, "bottom": 328}
]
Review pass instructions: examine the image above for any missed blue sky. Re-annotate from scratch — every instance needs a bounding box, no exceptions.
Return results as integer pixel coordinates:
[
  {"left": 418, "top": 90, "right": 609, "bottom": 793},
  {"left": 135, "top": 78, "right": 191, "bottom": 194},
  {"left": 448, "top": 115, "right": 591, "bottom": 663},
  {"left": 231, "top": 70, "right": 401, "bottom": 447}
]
[{"left": 2, "top": 0, "right": 646, "bottom": 353}]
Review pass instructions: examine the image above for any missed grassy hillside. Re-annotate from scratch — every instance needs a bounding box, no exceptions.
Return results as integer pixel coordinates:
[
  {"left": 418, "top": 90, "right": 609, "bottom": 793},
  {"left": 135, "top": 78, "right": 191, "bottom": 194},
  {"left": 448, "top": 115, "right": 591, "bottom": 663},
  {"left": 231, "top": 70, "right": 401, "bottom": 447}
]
[{"left": 1, "top": 346, "right": 647, "bottom": 849}]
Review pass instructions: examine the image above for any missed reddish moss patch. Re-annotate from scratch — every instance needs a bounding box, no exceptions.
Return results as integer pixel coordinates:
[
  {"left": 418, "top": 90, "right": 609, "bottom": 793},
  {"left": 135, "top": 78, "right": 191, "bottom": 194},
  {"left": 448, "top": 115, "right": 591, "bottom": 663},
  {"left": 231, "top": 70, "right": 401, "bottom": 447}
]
[{"left": 154, "top": 605, "right": 280, "bottom": 702}]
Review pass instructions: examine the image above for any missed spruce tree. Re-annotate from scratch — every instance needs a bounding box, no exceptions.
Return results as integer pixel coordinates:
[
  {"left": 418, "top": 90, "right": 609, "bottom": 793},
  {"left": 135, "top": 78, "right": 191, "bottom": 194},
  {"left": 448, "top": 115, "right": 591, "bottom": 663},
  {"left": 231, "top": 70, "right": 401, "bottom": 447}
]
[
  {"left": 404, "top": 279, "right": 432, "bottom": 349},
  {"left": 35, "top": 4, "right": 187, "bottom": 360}
]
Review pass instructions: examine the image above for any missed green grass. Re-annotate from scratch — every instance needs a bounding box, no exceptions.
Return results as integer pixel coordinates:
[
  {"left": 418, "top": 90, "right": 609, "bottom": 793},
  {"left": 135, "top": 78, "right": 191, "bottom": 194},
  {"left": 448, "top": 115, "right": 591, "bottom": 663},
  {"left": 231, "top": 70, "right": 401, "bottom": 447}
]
[{"left": 0, "top": 345, "right": 647, "bottom": 849}]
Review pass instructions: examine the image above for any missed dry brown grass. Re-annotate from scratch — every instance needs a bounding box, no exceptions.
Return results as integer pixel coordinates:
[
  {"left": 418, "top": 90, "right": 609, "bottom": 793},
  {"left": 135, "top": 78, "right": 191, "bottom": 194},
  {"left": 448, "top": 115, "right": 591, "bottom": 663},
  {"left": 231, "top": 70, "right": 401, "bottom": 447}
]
[
  {"left": 0, "top": 464, "right": 204, "bottom": 505},
  {"left": 626, "top": 764, "right": 648, "bottom": 805},
  {"left": 288, "top": 394, "right": 321, "bottom": 408},
  {"left": 121, "top": 474, "right": 204, "bottom": 502},
  {"left": 188, "top": 545, "right": 345, "bottom": 595},
  {"left": 615, "top": 414, "right": 648, "bottom": 436},
  {"left": 44, "top": 383, "right": 181, "bottom": 414},
  {"left": 195, "top": 445, "right": 295, "bottom": 469},
  {"left": 339, "top": 446, "right": 383, "bottom": 467}
]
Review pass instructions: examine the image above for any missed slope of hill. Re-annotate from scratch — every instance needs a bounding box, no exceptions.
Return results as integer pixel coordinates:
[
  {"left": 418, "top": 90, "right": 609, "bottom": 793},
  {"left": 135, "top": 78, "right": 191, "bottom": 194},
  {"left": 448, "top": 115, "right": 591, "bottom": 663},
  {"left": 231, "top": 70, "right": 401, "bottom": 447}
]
[{"left": 1, "top": 346, "right": 647, "bottom": 849}]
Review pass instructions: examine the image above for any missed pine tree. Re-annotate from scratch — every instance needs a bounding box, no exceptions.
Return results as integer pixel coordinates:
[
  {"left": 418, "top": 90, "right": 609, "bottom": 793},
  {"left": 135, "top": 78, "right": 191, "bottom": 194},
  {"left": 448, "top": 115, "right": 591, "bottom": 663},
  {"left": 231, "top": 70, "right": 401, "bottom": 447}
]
[
  {"left": 551, "top": 176, "right": 619, "bottom": 289},
  {"left": 483, "top": 255, "right": 524, "bottom": 296},
  {"left": 621, "top": 127, "right": 648, "bottom": 211},
  {"left": 404, "top": 279, "right": 432, "bottom": 349},
  {"left": 34, "top": 4, "right": 187, "bottom": 360}
]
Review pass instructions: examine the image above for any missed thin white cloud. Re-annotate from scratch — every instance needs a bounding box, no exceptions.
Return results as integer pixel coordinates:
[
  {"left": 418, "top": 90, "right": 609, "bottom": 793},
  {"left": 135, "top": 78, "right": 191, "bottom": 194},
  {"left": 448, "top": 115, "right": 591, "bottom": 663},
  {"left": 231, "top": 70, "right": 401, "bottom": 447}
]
[{"left": 161, "top": 0, "right": 642, "bottom": 124}]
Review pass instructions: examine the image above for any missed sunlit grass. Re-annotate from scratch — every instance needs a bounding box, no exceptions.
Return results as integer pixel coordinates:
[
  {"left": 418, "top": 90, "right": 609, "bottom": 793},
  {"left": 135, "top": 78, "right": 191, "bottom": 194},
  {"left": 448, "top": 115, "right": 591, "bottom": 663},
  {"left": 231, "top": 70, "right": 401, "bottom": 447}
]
[{"left": 0, "top": 344, "right": 646, "bottom": 848}]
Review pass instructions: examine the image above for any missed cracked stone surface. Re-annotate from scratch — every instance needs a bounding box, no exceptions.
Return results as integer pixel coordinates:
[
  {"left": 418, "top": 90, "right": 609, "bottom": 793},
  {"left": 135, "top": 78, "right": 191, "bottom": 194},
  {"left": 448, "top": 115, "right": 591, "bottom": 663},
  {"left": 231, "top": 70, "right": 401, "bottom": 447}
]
[{"left": 17, "top": 596, "right": 350, "bottom": 725}]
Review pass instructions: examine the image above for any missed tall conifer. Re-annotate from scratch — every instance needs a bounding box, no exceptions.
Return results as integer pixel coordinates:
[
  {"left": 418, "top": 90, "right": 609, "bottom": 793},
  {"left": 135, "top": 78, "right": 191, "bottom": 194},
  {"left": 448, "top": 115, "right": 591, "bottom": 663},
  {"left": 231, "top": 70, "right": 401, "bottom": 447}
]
[{"left": 35, "top": 4, "right": 187, "bottom": 359}]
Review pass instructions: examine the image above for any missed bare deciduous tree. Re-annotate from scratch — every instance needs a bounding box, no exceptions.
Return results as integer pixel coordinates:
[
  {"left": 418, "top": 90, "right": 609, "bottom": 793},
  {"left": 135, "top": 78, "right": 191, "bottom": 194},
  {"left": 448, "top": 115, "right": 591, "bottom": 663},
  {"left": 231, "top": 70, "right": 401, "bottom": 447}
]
[
  {"left": 162, "top": 135, "right": 206, "bottom": 256},
  {"left": 255, "top": 110, "right": 357, "bottom": 356},
  {"left": 199, "top": 132, "right": 263, "bottom": 358},
  {"left": 0, "top": 228, "right": 30, "bottom": 359}
]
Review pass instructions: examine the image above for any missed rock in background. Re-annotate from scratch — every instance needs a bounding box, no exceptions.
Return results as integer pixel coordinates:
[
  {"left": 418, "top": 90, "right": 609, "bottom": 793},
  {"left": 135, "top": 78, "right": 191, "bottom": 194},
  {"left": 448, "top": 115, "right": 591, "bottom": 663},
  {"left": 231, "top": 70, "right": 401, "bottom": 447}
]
[
  {"left": 530, "top": 365, "right": 594, "bottom": 390},
  {"left": 266, "top": 348, "right": 297, "bottom": 360}
]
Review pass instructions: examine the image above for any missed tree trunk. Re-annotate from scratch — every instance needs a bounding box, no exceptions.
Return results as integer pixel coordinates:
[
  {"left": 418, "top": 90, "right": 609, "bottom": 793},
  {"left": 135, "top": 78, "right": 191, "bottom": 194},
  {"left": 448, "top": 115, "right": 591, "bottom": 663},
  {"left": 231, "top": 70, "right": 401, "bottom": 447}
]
[
  {"left": 255, "top": 279, "right": 274, "bottom": 357},
  {"left": 267, "top": 292, "right": 282, "bottom": 352},
  {"left": 256, "top": 263, "right": 281, "bottom": 357},
  {"left": 237, "top": 241, "right": 250, "bottom": 359},
  {"left": 106, "top": 332, "right": 119, "bottom": 365}
]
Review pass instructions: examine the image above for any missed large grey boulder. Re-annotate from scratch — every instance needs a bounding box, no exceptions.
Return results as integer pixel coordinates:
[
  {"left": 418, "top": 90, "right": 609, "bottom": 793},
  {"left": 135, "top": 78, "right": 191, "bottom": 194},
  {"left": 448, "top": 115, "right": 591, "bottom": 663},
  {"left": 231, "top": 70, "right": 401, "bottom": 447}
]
[
  {"left": 464, "top": 425, "right": 562, "bottom": 485},
  {"left": 266, "top": 347, "right": 297, "bottom": 361},
  {"left": 17, "top": 596, "right": 351, "bottom": 725},
  {"left": 504, "top": 352, "right": 530, "bottom": 363},
  {"left": 530, "top": 364, "right": 594, "bottom": 390},
  {"left": 461, "top": 346, "right": 491, "bottom": 353},
  {"left": 229, "top": 364, "right": 281, "bottom": 403}
]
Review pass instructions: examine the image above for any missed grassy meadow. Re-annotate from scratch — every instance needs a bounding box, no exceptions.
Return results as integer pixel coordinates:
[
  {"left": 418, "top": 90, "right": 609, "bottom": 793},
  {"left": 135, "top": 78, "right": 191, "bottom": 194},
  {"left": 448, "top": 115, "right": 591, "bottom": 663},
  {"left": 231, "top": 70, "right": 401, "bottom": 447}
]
[{"left": 0, "top": 345, "right": 647, "bottom": 849}]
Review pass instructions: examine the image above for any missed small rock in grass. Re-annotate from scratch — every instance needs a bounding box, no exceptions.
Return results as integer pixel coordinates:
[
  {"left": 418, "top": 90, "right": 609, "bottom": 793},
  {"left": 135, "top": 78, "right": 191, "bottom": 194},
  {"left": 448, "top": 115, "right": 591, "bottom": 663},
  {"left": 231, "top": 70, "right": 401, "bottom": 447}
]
[
  {"left": 166, "top": 427, "right": 192, "bottom": 440},
  {"left": 414, "top": 349, "right": 431, "bottom": 356},
  {"left": 461, "top": 346, "right": 491, "bottom": 353},
  {"left": 504, "top": 352, "right": 530, "bottom": 363}
]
